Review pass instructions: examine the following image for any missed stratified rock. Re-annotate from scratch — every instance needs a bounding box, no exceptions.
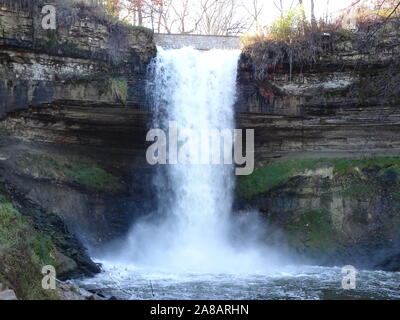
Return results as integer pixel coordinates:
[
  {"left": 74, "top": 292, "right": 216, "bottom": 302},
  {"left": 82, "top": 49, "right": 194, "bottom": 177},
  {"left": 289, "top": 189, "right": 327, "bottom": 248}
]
[{"left": 0, "top": 2, "right": 156, "bottom": 274}]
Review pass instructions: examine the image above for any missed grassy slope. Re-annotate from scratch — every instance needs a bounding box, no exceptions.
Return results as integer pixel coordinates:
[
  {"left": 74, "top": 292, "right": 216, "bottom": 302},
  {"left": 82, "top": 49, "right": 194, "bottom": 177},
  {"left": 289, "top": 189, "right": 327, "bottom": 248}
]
[
  {"left": 17, "top": 154, "right": 124, "bottom": 194},
  {"left": 238, "top": 156, "right": 400, "bottom": 252},
  {"left": 238, "top": 157, "right": 400, "bottom": 199},
  {"left": 0, "top": 188, "right": 59, "bottom": 300}
]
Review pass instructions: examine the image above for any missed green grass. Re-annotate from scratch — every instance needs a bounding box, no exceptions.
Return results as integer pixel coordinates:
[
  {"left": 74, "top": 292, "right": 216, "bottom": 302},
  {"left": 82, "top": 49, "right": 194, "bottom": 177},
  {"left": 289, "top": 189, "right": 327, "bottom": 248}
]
[
  {"left": 340, "top": 183, "right": 374, "bottom": 198},
  {"left": 237, "top": 159, "right": 324, "bottom": 199},
  {"left": 333, "top": 157, "right": 400, "bottom": 175},
  {"left": 68, "top": 166, "right": 122, "bottom": 194},
  {"left": 19, "top": 155, "right": 123, "bottom": 194},
  {"left": 0, "top": 190, "right": 59, "bottom": 300},
  {"left": 392, "top": 191, "right": 400, "bottom": 201},
  {"left": 237, "top": 157, "right": 400, "bottom": 199},
  {"left": 111, "top": 77, "right": 128, "bottom": 104}
]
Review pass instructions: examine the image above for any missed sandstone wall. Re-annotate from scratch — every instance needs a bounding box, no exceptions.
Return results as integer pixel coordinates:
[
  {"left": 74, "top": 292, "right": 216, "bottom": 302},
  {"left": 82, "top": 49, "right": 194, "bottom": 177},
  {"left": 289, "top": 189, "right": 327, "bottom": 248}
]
[
  {"left": 236, "top": 28, "right": 400, "bottom": 270},
  {"left": 0, "top": 3, "right": 156, "bottom": 256},
  {"left": 236, "top": 28, "right": 400, "bottom": 164},
  {"left": 0, "top": 2, "right": 156, "bottom": 116}
]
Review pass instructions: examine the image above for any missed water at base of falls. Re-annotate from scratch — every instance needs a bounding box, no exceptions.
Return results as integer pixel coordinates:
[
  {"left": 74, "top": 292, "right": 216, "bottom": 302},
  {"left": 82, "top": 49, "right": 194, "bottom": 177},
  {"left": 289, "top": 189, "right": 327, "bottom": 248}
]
[
  {"left": 93, "top": 47, "right": 289, "bottom": 274},
  {"left": 77, "top": 263, "right": 400, "bottom": 300},
  {"left": 76, "top": 47, "right": 400, "bottom": 300}
]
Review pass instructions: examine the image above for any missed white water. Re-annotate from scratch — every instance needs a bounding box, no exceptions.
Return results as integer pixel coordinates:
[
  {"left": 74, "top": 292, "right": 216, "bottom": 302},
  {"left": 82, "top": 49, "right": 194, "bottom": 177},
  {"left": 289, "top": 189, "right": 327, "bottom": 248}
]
[
  {"left": 78, "top": 47, "right": 400, "bottom": 300},
  {"left": 98, "top": 47, "right": 288, "bottom": 274}
]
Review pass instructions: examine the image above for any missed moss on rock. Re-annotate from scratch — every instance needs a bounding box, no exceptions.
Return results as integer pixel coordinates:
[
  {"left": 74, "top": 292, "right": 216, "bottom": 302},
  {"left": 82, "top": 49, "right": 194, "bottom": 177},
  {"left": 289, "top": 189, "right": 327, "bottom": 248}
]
[
  {"left": 17, "top": 154, "right": 124, "bottom": 194},
  {"left": 110, "top": 77, "right": 128, "bottom": 104},
  {"left": 285, "top": 209, "right": 339, "bottom": 252},
  {"left": 237, "top": 156, "right": 400, "bottom": 199},
  {"left": 237, "top": 159, "right": 324, "bottom": 199},
  {"left": 0, "top": 189, "right": 59, "bottom": 300}
]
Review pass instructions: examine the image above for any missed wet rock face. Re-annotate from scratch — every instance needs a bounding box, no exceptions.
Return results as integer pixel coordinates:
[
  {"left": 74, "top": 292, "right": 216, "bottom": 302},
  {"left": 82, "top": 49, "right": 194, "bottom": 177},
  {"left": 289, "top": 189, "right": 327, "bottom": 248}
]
[
  {"left": 0, "top": 284, "right": 17, "bottom": 300},
  {"left": 235, "top": 28, "right": 400, "bottom": 270},
  {"left": 0, "top": 3, "right": 156, "bottom": 116},
  {"left": 237, "top": 159, "right": 400, "bottom": 270},
  {"left": 236, "top": 28, "right": 400, "bottom": 162},
  {"left": 0, "top": 3, "right": 157, "bottom": 277}
]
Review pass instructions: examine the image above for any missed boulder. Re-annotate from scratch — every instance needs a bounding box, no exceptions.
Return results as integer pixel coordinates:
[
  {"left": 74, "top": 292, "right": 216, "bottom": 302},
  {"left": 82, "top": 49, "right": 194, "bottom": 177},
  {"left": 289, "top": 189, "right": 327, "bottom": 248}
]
[{"left": 0, "top": 284, "right": 17, "bottom": 300}]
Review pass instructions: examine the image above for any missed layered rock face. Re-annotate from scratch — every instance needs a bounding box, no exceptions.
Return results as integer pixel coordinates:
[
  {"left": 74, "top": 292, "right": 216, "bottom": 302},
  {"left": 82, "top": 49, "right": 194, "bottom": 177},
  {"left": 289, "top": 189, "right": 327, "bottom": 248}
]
[
  {"left": 2, "top": 1, "right": 400, "bottom": 282},
  {"left": 0, "top": 2, "right": 156, "bottom": 280},
  {"left": 237, "top": 28, "right": 400, "bottom": 162},
  {"left": 236, "top": 26, "right": 400, "bottom": 270}
]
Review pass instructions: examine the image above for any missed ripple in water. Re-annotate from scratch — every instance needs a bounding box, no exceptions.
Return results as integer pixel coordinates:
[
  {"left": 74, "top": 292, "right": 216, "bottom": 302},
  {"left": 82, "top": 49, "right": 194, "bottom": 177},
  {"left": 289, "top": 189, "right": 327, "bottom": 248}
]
[
  {"left": 79, "top": 47, "right": 400, "bottom": 300},
  {"left": 77, "top": 262, "right": 400, "bottom": 300}
]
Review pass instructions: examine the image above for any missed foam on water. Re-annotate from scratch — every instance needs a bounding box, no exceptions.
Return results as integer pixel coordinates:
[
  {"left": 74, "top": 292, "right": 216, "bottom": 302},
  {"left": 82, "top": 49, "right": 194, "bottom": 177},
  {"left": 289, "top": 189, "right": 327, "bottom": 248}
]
[
  {"left": 78, "top": 47, "right": 400, "bottom": 300},
  {"left": 96, "top": 47, "right": 289, "bottom": 274}
]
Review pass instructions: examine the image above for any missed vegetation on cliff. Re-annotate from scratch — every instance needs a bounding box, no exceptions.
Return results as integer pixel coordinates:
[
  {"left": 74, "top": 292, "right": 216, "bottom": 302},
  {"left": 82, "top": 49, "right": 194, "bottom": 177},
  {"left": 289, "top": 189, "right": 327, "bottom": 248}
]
[
  {"left": 0, "top": 0, "right": 153, "bottom": 65},
  {"left": 239, "top": 156, "right": 400, "bottom": 268},
  {"left": 285, "top": 209, "right": 339, "bottom": 252},
  {"left": 17, "top": 154, "right": 124, "bottom": 195},
  {"left": 0, "top": 186, "right": 59, "bottom": 300},
  {"left": 238, "top": 157, "right": 400, "bottom": 199},
  {"left": 241, "top": 1, "right": 400, "bottom": 81}
]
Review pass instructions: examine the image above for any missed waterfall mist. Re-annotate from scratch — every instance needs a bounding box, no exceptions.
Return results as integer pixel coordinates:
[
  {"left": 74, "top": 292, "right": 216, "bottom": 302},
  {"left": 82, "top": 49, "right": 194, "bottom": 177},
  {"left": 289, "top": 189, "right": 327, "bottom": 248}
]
[
  {"left": 102, "top": 47, "right": 291, "bottom": 274},
  {"left": 76, "top": 48, "right": 400, "bottom": 302}
]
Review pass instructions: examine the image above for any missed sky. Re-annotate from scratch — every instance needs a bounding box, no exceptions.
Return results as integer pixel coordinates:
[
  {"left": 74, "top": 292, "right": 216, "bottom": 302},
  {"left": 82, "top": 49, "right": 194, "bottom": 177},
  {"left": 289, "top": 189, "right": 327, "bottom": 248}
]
[
  {"left": 257, "top": 0, "right": 354, "bottom": 25},
  {"left": 120, "top": 0, "right": 358, "bottom": 34}
]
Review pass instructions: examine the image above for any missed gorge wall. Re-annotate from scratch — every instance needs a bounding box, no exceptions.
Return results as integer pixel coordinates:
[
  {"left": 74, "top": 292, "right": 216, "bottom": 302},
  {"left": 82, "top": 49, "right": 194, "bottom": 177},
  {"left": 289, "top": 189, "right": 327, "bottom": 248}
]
[
  {"left": 236, "top": 24, "right": 400, "bottom": 270},
  {"left": 0, "top": 1, "right": 156, "bottom": 295},
  {"left": 1, "top": 1, "right": 400, "bottom": 299}
]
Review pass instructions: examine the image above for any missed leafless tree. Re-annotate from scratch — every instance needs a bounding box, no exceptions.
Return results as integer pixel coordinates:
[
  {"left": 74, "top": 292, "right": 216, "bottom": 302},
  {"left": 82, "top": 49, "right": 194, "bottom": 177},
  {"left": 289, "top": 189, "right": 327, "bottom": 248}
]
[
  {"left": 196, "top": 0, "right": 250, "bottom": 35},
  {"left": 244, "top": 0, "right": 265, "bottom": 32},
  {"left": 310, "top": 0, "right": 317, "bottom": 28},
  {"left": 274, "top": 0, "right": 284, "bottom": 17}
]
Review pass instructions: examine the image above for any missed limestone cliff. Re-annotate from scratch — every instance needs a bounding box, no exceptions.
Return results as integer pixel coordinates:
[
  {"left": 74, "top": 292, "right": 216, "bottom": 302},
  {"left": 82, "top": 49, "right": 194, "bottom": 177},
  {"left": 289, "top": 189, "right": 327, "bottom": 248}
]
[
  {"left": 236, "top": 24, "right": 400, "bottom": 270},
  {"left": 0, "top": 0, "right": 156, "bottom": 287}
]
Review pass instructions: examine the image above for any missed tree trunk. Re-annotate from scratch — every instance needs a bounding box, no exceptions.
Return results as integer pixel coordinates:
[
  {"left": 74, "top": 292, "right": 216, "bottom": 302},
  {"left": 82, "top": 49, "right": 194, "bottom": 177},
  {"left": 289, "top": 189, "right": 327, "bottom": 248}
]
[
  {"left": 298, "top": 0, "right": 307, "bottom": 32},
  {"left": 311, "top": 0, "right": 317, "bottom": 29},
  {"left": 137, "top": 4, "right": 143, "bottom": 25}
]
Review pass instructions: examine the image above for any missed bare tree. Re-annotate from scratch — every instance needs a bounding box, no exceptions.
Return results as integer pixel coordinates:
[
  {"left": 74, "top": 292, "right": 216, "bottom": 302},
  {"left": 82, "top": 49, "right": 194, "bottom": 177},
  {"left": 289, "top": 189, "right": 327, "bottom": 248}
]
[
  {"left": 245, "top": 0, "right": 265, "bottom": 32},
  {"left": 325, "top": 0, "right": 330, "bottom": 23},
  {"left": 274, "top": 0, "right": 284, "bottom": 17},
  {"left": 310, "top": 0, "right": 317, "bottom": 28},
  {"left": 197, "top": 0, "right": 250, "bottom": 35}
]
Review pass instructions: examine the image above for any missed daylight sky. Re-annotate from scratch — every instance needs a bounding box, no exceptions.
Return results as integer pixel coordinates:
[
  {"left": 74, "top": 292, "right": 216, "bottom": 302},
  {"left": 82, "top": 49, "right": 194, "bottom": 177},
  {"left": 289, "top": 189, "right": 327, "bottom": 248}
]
[
  {"left": 257, "top": 0, "right": 354, "bottom": 25},
  {"left": 120, "top": 0, "right": 357, "bottom": 34}
]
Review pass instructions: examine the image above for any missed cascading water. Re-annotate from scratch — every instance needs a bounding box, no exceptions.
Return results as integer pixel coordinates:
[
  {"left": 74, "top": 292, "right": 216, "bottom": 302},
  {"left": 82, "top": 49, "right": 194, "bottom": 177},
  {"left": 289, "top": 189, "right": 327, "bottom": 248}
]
[
  {"left": 105, "top": 47, "right": 283, "bottom": 273},
  {"left": 78, "top": 47, "right": 400, "bottom": 300},
  {"left": 142, "top": 47, "right": 240, "bottom": 272}
]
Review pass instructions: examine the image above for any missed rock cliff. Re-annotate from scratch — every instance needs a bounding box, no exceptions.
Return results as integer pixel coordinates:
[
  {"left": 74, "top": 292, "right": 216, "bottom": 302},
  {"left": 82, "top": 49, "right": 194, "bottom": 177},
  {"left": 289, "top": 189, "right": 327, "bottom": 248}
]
[
  {"left": 236, "top": 24, "right": 400, "bottom": 270},
  {"left": 0, "top": 0, "right": 156, "bottom": 290},
  {"left": 1, "top": 1, "right": 400, "bottom": 296}
]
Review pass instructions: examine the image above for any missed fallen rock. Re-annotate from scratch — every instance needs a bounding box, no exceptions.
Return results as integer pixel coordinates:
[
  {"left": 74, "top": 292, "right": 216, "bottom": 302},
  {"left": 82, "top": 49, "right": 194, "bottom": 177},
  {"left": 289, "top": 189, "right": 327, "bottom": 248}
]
[
  {"left": 0, "top": 284, "right": 17, "bottom": 300},
  {"left": 56, "top": 281, "right": 107, "bottom": 300}
]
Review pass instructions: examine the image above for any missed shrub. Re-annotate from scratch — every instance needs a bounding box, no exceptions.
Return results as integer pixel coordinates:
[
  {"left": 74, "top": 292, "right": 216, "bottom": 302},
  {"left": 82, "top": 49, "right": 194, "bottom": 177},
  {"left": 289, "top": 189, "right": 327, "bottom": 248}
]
[{"left": 269, "top": 9, "right": 305, "bottom": 43}]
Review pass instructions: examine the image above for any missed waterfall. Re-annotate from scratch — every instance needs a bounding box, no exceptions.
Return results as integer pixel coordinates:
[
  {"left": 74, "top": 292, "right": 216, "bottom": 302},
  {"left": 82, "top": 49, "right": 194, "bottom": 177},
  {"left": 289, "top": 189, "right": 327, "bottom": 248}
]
[
  {"left": 104, "top": 47, "right": 287, "bottom": 274},
  {"left": 145, "top": 47, "right": 239, "bottom": 272},
  {"left": 76, "top": 49, "right": 400, "bottom": 302}
]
